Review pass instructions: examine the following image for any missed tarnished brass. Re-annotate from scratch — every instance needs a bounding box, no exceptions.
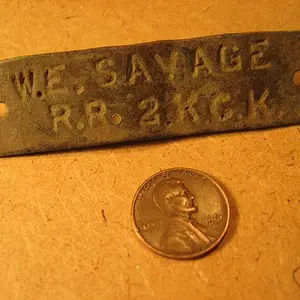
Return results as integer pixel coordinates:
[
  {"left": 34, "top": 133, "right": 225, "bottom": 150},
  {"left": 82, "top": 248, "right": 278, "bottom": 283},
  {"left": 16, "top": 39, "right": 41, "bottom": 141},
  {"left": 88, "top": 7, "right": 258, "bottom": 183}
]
[
  {"left": 0, "top": 31, "right": 300, "bottom": 156},
  {"left": 132, "top": 168, "right": 230, "bottom": 259}
]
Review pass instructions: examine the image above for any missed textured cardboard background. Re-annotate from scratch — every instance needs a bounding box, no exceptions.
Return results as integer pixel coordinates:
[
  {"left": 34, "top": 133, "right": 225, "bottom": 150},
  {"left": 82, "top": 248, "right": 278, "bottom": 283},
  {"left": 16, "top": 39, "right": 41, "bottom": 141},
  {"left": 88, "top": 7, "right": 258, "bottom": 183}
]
[{"left": 0, "top": 1, "right": 300, "bottom": 299}]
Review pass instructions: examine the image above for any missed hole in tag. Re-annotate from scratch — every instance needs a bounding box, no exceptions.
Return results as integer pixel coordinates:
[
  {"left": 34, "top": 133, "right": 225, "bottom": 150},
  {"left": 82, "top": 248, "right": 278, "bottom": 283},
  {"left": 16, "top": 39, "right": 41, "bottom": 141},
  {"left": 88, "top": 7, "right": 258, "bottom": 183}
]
[
  {"left": 0, "top": 103, "right": 8, "bottom": 117},
  {"left": 293, "top": 71, "right": 300, "bottom": 87}
]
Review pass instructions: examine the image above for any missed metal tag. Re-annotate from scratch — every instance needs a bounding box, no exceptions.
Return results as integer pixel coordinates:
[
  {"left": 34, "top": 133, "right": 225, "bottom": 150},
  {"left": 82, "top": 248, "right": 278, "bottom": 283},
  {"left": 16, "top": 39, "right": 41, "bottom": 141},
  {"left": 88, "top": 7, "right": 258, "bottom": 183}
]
[{"left": 0, "top": 31, "right": 300, "bottom": 156}]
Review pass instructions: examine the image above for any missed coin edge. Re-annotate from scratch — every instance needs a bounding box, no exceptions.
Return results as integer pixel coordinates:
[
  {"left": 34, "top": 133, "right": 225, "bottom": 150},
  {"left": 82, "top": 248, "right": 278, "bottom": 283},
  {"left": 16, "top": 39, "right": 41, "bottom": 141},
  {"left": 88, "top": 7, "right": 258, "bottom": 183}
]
[{"left": 131, "top": 167, "right": 231, "bottom": 260}]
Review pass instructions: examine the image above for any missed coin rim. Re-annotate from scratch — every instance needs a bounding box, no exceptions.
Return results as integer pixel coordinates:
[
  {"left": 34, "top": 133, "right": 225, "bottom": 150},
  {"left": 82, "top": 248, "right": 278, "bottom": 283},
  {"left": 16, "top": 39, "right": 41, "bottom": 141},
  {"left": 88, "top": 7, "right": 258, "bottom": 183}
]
[{"left": 131, "top": 167, "right": 230, "bottom": 259}]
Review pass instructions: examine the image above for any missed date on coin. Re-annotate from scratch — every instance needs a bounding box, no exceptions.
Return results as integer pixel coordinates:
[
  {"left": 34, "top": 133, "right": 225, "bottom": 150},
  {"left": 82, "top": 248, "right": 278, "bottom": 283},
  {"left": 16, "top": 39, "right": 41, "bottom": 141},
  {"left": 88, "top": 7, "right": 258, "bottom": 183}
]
[{"left": 132, "top": 168, "right": 230, "bottom": 259}]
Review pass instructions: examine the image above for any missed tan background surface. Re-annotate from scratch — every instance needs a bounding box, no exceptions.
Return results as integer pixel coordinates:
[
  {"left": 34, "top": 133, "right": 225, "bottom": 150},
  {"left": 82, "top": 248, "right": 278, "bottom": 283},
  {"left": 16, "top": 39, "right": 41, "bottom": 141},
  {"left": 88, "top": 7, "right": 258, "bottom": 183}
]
[{"left": 0, "top": 0, "right": 300, "bottom": 299}]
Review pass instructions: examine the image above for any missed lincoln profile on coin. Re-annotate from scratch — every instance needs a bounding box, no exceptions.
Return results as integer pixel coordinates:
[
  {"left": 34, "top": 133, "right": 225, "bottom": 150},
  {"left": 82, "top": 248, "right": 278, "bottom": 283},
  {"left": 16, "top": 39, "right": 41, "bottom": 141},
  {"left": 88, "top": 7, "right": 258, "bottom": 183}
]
[{"left": 153, "top": 178, "right": 212, "bottom": 252}]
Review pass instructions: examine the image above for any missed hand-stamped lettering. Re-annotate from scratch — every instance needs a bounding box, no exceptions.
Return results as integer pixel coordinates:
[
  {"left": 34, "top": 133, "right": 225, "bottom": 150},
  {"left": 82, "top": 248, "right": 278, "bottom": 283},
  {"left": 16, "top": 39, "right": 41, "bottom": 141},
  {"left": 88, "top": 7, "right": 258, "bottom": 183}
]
[
  {"left": 173, "top": 91, "right": 200, "bottom": 123},
  {"left": 155, "top": 51, "right": 182, "bottom": 81},
  {"left": 2, "top": 31, "right": 297, "bottom": 158},
  {"left": 129, "top": 54, "right": 152, "bottom": 85},
  {"left": 73, "top": 82, "right": 85, "bottom": 94},
  {"left": 84, "top": 99, "right": 107, "bottom": 127},
  {"left": 110, "top": 113, "right": 122, "bottom": 125},
  {"left": 248, "top": 88, "right": 269, "bottom": 117},
  {"left": 220, "top": 45, "right": 242, "bottom": 72},
  {"left": 210, "top": 92, "right": 233, "bottom": 121},
  {"left": 11, "top": 70, "right": 35, "bottom": 100},
  {"left": 50, "top": 104, "right": 72, "bottom": 133},
  {"left": 250, "top": 40, "right": 271, "bottom": 70},
  {"left": 46, "top": 64, "right": 68, "bottom": 96},
  {"left": 138, "top": 97, "right": 160, "bottom": 126},
  {"left": 76, "top": 121, "right": 85, "bottom": 131},
  {"left": 96, "top": 58, "right": 117, "bottom": 87},
  {"left": 192, "top": 48, "right": 213, "bottom": 77}
]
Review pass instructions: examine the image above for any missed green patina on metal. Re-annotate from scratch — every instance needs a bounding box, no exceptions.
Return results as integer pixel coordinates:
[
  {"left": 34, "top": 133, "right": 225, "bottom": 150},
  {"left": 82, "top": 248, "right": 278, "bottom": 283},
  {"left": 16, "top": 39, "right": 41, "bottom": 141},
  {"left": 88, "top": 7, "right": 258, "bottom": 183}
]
[{"left": 0, "top": 31, "right": 300, "bottom": 156}]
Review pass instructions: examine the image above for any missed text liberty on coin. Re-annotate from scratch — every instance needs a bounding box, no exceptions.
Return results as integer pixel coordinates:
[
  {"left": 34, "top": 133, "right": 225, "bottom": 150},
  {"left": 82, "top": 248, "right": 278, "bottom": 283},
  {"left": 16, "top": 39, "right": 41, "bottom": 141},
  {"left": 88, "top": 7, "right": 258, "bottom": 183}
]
[{"left": 132, "top": 168, "right": 230, "bottom": 259}]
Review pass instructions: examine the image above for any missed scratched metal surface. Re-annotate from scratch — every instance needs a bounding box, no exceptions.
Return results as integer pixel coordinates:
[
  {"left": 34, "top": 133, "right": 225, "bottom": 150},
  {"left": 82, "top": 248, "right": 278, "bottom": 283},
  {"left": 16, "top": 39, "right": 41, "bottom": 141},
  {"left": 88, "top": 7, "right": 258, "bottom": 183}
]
[{"left": 1, "top": 31, "right": 300, "bottom": 156}]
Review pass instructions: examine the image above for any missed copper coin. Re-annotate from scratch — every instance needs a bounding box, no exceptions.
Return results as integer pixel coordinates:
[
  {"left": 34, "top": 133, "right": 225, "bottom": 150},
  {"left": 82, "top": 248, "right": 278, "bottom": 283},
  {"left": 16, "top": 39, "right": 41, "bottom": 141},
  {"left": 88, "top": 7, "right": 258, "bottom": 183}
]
[{"left": 132, "top": 168, "right": 230, "bottom": 259}]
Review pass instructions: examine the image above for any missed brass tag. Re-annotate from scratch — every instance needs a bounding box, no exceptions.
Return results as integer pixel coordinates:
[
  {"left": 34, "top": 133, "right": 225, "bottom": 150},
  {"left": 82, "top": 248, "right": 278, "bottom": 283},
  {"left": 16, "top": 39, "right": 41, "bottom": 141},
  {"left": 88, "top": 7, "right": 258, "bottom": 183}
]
[{"left": 0, "top": 31, "right": 300, "bottom": 156}]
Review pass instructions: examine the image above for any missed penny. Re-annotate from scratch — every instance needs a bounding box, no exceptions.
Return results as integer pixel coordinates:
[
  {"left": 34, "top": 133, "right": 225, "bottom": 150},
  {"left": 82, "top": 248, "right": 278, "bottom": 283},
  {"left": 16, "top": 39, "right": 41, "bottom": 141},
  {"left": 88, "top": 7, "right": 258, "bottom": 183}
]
[{"left": 132, "top": 168, "right": 230, "bottom": 259}]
